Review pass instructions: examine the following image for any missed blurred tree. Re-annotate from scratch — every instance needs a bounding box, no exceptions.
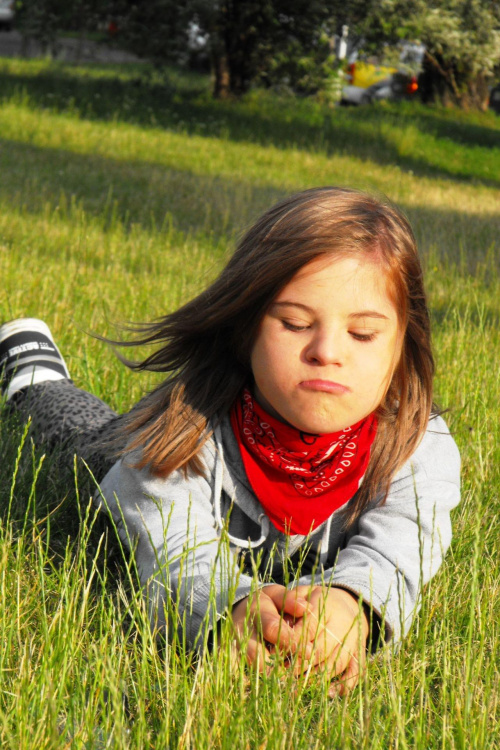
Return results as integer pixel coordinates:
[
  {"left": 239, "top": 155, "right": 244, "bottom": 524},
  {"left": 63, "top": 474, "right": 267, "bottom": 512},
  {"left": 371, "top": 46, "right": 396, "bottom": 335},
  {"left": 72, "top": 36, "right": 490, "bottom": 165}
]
[
  {"left": 188, "top": 0, "right": 384, "bottom": 98},
  {"left": 204, "top": 0, "right": 341, "bottom": 98},
  {"left": 107, "top": 0, "right": 192, "bottom": 69},
  {"left": 15, "top": 0, "right": 109, "bottom": 59},
  {"left": 111, "top": 0, "right": 338, "bottom": 98},
  {"left": 108, "top": 0, "right": 381, "bottom": 98},
  {"left": 15, "top": 0, "right": 68, "bottom": 57},
  {"left": 366, "top": 0, "right": 500, "bottom": 109},
  {"left": 13, "top": 0, "right": 500, "bottom": 108}
]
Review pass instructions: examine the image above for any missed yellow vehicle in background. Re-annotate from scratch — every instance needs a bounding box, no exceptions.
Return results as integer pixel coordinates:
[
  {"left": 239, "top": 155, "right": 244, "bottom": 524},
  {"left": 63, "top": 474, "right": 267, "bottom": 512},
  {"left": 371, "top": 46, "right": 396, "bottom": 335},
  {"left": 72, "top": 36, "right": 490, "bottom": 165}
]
[
  {"left": 348, "top": 60, "right": 398, "bottom": 88},
  {"left": 341, "top": 43, "right": 423, "bottom": 105}
]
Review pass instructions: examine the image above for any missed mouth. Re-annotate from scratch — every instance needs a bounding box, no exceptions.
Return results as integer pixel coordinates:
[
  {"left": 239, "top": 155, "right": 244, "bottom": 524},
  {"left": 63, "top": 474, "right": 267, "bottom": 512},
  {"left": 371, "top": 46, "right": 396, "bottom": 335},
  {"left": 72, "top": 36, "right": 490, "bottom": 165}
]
[{"left": 299, "top": 379, "right": 351, "bottom": 394}]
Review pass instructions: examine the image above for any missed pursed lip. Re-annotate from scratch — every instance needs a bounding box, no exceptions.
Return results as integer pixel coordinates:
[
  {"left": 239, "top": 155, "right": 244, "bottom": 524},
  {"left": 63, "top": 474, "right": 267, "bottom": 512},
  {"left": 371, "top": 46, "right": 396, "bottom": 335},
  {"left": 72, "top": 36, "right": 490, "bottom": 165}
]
[{"left": 299, "top": 379, "right": 351, "bottom": 394}]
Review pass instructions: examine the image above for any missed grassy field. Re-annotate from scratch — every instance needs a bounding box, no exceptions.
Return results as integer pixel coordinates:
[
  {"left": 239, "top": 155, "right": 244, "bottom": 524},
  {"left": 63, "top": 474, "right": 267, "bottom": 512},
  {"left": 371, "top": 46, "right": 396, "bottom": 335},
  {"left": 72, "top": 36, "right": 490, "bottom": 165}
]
[{"left": 0, "top": 58, "right": 499, "bottom": 748}]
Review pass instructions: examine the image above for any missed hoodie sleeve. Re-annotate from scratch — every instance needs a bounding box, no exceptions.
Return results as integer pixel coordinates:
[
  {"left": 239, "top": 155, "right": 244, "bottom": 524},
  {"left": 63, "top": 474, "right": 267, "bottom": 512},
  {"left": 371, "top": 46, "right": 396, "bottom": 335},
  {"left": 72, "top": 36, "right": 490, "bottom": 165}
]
[
  {"left": 94, "top": 439, "right": 256, "bottom": 650},
  {"left": 298, "top": 416, "right": 461, "bottom": 645}
]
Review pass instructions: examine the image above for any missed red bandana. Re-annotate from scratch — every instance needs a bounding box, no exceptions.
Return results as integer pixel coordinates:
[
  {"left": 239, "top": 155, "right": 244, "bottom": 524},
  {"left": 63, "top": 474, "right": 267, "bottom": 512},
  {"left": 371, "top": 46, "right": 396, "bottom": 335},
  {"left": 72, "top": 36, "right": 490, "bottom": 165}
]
[{"left": 230, "top": 388, "right": 378, "bottom": 535}]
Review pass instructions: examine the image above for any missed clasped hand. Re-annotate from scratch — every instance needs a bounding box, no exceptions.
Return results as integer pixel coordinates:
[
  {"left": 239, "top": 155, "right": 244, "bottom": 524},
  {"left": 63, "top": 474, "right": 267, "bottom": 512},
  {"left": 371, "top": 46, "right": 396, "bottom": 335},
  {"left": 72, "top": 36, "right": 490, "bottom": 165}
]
[{"left": 231, "top": 584, "right": 369, "bottom": 695}]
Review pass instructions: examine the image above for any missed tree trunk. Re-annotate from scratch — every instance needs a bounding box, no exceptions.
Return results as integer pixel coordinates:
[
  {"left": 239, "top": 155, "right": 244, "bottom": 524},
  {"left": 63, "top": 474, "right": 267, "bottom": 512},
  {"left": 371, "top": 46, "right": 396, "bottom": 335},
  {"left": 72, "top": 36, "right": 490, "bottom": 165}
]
[
  {"left": 419, "top": 55, "right": 490, "bottom": 111},
  {"left": 229, "top": 60, "right": 247, "bottom": 97},
  {"left": 212, "top": 48, "right": 231, "bottom": 98},
  {"left": 461, "top": 75, "right": 490, "bottom": 112},
  {"left": 210, "top": 0, "right": 253, "bottom": 99},
  {"left": 209, "top": 5, "right": 231, "bottom": 100}
]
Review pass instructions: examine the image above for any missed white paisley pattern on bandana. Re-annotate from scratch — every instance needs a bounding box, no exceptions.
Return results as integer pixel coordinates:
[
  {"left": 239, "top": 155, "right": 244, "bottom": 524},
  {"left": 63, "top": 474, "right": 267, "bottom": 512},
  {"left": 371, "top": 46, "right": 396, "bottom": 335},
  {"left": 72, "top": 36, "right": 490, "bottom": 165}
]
[
  {"left": 230, "top": 388, "right": 378, "bottom": 534},
  {"left": 239, "top": 388, "right": 375, "bottom": 497}
]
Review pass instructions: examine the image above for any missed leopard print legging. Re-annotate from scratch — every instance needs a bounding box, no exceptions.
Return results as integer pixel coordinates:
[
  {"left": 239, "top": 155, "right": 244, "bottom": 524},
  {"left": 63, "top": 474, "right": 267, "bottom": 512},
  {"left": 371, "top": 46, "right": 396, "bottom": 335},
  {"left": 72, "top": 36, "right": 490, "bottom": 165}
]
[{"left": 12, "top": 379, "right": 119, "bottom": 482}]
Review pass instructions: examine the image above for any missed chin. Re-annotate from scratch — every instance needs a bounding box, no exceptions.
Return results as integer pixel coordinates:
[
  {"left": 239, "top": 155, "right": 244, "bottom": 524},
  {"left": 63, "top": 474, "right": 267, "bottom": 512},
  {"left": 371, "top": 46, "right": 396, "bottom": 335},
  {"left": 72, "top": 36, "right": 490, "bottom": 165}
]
[
  {"left": 303, "top": 406, "right": 350, "bottom": 434},
  {"left": 289, "top": 415, "right": 348, "bottom": 435},
  {"left": 312, "top": 423, "right": 348, "bottom": 435}
]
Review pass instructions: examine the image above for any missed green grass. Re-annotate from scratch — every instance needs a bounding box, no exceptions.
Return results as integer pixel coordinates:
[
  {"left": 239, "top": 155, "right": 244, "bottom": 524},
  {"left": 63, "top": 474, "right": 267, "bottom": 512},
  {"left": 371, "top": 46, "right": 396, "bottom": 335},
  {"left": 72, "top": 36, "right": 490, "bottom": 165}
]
[{"left": 0, "top": 59, "right": 499, "bottom": 748}]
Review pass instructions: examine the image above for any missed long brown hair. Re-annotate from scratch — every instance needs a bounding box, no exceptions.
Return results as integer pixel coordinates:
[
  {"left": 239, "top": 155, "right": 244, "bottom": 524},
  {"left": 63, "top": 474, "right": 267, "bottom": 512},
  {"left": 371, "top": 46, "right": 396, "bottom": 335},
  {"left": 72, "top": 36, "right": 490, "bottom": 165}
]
[{"left": 112, "top": 187, "right": 434, "bottom": 524}]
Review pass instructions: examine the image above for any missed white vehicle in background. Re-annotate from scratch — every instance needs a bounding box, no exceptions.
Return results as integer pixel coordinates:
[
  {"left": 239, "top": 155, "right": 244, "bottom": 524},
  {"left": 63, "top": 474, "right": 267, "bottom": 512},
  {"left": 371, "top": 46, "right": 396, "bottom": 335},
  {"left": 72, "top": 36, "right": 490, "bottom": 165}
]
[{"left": 0, "top": 0, "right": 14, "bottom": 31}]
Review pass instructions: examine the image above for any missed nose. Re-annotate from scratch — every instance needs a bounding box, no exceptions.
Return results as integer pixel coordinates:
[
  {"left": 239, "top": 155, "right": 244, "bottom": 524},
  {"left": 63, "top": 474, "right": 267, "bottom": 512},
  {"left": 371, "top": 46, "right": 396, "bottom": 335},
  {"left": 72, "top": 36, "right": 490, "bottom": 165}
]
[{"left": 304, "top": 330, "right": 344, "bottom": 366}]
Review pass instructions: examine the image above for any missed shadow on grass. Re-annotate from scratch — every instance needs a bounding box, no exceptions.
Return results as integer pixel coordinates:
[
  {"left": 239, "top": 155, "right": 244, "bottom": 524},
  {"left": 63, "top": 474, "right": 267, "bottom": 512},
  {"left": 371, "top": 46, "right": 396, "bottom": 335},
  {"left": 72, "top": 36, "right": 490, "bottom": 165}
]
[
  {"left": 0, "top": 135, "right": 499, "bottom": 269},
  {"left": 0, "top": 66, "right": 499, "bottom": 189},
  {"left": 0, "top": 134, "right": 289, "bottom": 246},
  {"left": 393, "top": 104, "right": 500, "bottom": 150}
]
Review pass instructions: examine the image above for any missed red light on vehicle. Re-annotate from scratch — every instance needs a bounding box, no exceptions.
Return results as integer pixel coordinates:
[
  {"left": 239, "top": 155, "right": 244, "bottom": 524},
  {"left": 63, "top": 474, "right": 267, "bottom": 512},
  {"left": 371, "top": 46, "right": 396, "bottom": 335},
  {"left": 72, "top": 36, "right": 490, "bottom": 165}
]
[
  {"left": 407, "top": 76, "right": 419, "bottom": 94},
  {"left": 347, "top": 63, "right": 356, "bottom": 84}
]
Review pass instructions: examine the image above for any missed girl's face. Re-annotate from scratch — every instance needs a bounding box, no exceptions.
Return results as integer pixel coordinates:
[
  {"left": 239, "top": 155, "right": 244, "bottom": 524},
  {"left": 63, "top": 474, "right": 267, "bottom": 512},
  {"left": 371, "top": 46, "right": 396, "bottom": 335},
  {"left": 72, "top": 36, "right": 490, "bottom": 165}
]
[{"left": 250, "top": 254, "right": 401, "bottom": 434}]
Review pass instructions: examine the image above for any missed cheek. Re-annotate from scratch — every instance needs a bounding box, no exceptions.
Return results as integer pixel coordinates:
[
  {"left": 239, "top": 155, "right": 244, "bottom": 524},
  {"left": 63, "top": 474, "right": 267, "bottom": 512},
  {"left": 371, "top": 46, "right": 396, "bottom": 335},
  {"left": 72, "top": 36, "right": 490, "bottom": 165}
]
[
  {"left": 372, "top": 336, "right": 402, "bottom": 398},
  {"left": 251, "top": 323, "right": 287, "bottom": 372},
  {"left": 387, "top": 329, "right": 404, "bottom": 380},
  {"left": 358, "top": 339, "right": 399, "bottom": 397},
  {"left": 250, "top": 338, "right": 277, "bottom": 392}
]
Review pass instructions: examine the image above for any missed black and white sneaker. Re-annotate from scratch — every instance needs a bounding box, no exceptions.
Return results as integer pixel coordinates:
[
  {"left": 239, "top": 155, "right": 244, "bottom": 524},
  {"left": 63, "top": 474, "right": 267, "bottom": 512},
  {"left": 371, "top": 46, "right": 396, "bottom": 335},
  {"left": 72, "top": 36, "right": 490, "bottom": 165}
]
[{"left": 0, "top": 318, "right": 71, "bottom": 401}]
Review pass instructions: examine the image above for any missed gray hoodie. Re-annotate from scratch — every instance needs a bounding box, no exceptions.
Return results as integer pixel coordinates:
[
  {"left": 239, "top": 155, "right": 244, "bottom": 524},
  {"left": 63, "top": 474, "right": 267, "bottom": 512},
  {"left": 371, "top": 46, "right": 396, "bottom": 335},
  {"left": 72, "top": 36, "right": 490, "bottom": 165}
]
[{"left": 96, "top": 413, "right": 460, "bottom": 650}]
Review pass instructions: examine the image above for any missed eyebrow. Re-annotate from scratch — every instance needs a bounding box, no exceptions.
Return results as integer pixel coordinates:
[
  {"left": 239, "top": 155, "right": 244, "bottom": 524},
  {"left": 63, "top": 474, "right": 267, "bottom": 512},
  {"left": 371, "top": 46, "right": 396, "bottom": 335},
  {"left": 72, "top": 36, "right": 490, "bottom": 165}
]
[
  {"left": 349, "top": 310, "right": 390, "bottom": 321},
  {"left": 271, "top": 301, "right": 390, "bottom": 320},
  {"left": 271, "top": 301, "right": 313, "bottom": 313}
]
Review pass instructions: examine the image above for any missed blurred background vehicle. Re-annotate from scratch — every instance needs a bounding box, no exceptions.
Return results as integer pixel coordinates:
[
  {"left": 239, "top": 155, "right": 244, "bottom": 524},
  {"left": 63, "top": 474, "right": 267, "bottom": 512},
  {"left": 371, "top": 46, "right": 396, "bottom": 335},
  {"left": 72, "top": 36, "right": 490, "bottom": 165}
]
[
  {"left": 341, "top": 41, "right": 425, "bottom": 105},
  {"left": 0, "top": 0, "right": 13, "bottom": 32}
]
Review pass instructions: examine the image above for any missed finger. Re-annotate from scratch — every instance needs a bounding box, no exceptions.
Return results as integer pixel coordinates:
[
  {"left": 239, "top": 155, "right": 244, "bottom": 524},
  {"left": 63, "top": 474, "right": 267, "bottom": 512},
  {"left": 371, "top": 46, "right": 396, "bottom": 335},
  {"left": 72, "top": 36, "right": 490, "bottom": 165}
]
[
  {"left": 264, "top": 586, "right": 310, "bottom": 618},
  {"left": 330, "top": 652, "right": 365, "bottom": 697},
  {"left": 287, "top": 624, "right": 352, "bottom": 676},
  {"left": 288, "top": 607, "right": 321, "bottom": 645},
  {"left": 309, "top": 630, "right": 354, "bottom": 676},
  {"left": 307, "top": 643, "right": 342, "bottom": 674},
  {"left": 280, "top": 589, "right": 311, "bottom": 617},
  {"left": 327, "top": 683, "right": 341, "bottom": 698},
  {"left": 339, "top": 660, "right": 360, "bottom": 695},
  {"left": 342, "top": 644, "right": 366, "bottom": 692},
  {"left": 325, "top": 633, "right": 366, "bottom": 692},
  {"left": 327, "top": 641, "right": 354, "bottom": 678},
  {"left": 292, "top": 584, "right": 315, "bottom": 599},
  {"left": 291, "top": 588, "right": 332, "bottom": 643},
  {"left": 260, "top": 609, "right": 313, "bottom": 658},
  {"left": 295, "top": 617, "right": 341, "bottom": 667},
  {"left": 290, "top": 651, "right": 315, "bottom": 676},
  {"left": 245, "top": 637, "right": 273, "bottom": 673}
]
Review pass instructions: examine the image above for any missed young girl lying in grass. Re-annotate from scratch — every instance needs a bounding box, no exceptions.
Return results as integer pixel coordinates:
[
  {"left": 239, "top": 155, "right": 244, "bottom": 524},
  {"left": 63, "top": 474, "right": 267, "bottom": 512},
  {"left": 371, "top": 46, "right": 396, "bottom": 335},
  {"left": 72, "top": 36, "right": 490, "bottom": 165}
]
[{"left": 0, "top": 187, "right": 460, "bottom": 695}]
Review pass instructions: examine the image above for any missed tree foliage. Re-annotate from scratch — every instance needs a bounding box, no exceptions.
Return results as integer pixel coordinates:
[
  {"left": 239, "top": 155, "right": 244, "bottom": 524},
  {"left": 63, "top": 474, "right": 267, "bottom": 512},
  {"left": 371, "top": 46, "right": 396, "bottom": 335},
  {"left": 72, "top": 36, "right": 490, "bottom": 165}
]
[
  {"left": 106, "top": 0, "right": 193, "bottom": 69},
  {"left": 15, "top": 0, "right": 68, "bottom": 55},
  {"left": 15, "top": 0, "right": 110, "bottom": 57},
  {"left": 88, "top": 0, "right": 357, "bottom": 98},
  {"left": 418, "top": 0, "right": 500, "bottom": 108},
  {"left": 112, "top": 0, "right": 500, "bottom": 107},
  {"left": 12, "top": 0, "right": 500, "bottom": 108},
  {"left": 368, "top": 0, "right": 500, "bottom": 108}
]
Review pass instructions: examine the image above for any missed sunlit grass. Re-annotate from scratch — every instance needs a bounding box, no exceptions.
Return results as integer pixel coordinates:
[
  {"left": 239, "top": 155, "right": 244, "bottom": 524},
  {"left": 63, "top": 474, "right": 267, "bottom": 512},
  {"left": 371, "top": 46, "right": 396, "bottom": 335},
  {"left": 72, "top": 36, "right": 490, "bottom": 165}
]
[{"left": 0, "top": 58, "right": 499, "bottom": 748}]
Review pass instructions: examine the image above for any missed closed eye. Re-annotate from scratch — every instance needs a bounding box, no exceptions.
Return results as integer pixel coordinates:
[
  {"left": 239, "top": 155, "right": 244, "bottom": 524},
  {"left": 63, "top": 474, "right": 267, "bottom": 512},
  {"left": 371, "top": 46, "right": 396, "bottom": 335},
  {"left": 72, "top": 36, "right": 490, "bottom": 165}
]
[
  {"left": 350, "top": 331, "right": 376, "bottom": 342},
  {"left": 282, "top": 320, "right": 310, "bottom": 332}
]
